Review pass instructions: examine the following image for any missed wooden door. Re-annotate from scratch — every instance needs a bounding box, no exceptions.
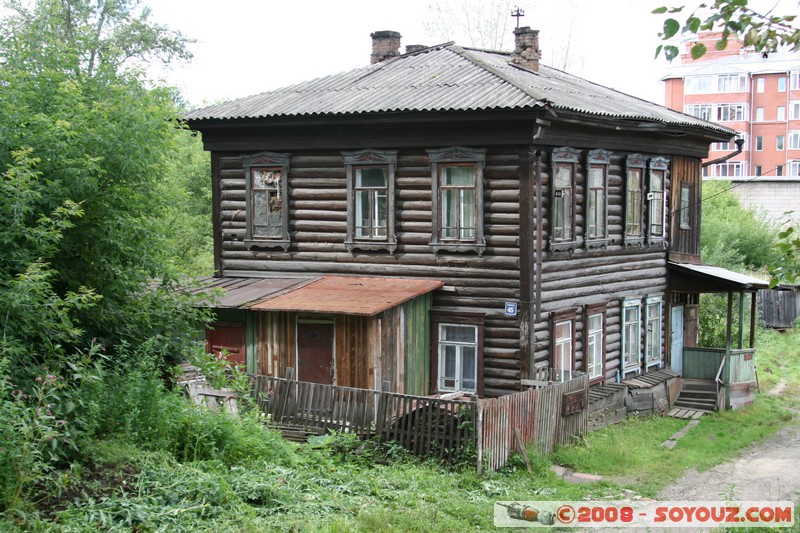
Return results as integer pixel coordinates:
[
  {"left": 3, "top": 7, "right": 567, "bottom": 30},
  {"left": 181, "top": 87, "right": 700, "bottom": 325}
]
[
  {"left": 206, "top": 322, "right": 246, "bottom": 368},
  {"left": 670, "top": 306, "right": 684, "bottom": 375},
  {"left": 297, "top": 322, "right": 334, "bottom": 384}
]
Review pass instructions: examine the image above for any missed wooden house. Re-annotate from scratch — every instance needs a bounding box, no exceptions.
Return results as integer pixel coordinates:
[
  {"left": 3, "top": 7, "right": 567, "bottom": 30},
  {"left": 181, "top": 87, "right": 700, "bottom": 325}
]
[{"left": 186, "top": 27, "right": 745, "bottom": 401}]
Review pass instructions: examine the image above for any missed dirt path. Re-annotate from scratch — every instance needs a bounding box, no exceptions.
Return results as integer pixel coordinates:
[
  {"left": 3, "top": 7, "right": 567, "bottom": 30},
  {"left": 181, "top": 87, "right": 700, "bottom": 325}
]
[{"left": 659, "top": 381, "right": 800, "bottom": 502}]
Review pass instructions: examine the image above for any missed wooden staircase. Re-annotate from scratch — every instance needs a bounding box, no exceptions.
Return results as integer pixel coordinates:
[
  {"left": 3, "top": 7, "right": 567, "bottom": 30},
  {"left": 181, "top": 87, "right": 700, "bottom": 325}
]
[{"left": 671, "top": 379, "right": 717, "bottom": 416}]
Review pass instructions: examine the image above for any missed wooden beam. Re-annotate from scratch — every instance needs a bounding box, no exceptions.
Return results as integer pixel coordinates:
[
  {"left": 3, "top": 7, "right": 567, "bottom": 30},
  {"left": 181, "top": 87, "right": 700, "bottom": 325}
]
[
  {"left": 749, "top": 292, "right": 757, "bottom": 349},
  {"left": 737, "top": 291, "right": 745, "bottom": 350},
  {"left": 726, "top": 292, "right": 733, "bottom": 356}
]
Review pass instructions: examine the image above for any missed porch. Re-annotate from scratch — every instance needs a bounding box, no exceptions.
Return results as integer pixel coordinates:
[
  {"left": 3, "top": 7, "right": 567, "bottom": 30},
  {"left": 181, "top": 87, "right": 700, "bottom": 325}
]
[{"left": 669, "top": 261, "right": 768, "bottom": 412}]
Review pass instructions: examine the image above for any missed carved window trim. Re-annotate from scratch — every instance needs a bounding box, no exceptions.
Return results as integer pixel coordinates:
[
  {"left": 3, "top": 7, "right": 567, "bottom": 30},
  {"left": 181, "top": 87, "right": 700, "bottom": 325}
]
[
  {"left": 242, "top": 151, "right": 291, "bottom": 251},
  {"left": 621, "top": 297, "right": 642, "bottom": 375},
  {"left": 679, "top": 183, "right": 692, "bottom": 230},
  {"left": 645, "top": 296, "right": 664, "bottom": 370},
  {"left": 585, "top": 149, "right": 610, "bottom": 249},
  {"left": 584, "top": 303, "right": 607, "bottom": 384},
  {"left": 343, "top": 149, "right": 398, "bottom": 253},
  {"left": 427, "top": 146, "right": 487, "bottom": 255},
  {"left": 549, "top": 147, "right": 581, "bottom": 253},
  {"left": 551, "top": 308, "right": 577, "bottom": 378},
  {"left": 624, "top": 154, "right": 646, "bottom": 246},
  {"left": 647, "top": 156, "right": 669, "bottom": 246}
]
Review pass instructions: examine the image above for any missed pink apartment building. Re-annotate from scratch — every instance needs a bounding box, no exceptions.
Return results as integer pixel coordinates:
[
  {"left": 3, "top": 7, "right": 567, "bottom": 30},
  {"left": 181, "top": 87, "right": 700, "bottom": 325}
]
[{"left": 662, "top": 32, "right": 800, "bottom": 224}]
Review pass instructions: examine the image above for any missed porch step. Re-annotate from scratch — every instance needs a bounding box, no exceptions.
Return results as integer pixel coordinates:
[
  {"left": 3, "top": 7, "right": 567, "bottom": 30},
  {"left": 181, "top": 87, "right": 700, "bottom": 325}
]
[
  {"left": 667, "top": 408, "right": 706, "bottom": 419},
  {"left": 673, "top": 379, "right": 717, "bottom": 412},
  {"left": 269, "top": 422, "right": 326, "bottom": 443}
]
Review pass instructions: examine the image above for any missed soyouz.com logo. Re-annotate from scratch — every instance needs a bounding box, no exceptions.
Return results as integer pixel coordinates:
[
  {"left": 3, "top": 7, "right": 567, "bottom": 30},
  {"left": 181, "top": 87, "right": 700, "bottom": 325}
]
[{"left": 494, "top": 501, "right": 795, "bottom": 528}]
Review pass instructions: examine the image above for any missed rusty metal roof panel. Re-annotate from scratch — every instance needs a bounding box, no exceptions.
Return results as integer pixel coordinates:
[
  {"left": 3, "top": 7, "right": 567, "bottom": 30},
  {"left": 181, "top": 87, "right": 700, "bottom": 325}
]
[
  {"left": 191, "top": 276, "right": 318, "bottom": 308},
  {"left": 249, "top": 276, "right": 444, "bottom": 316}
]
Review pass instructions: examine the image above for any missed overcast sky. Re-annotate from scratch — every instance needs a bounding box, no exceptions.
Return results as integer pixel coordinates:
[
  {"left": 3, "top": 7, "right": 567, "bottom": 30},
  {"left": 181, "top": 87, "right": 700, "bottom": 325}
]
[{"left": 145, "top": 0, "right": 798, "bottom": 108}]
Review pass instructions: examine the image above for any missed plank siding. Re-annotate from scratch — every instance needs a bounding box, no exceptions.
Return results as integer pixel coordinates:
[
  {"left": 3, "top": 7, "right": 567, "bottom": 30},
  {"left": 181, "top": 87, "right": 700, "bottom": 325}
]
[{"left": 669, "top": 156, "right": 702, "bottom": 262}]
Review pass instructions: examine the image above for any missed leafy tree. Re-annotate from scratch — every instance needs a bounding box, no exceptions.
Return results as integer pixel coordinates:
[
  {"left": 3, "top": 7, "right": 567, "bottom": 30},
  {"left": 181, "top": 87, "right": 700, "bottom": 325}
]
[
  {"left": 0, "top": 0, "right": 210, "bottom": 361},
  {"left": 654, "top": 1, "right": 799, "bottom": 61}
]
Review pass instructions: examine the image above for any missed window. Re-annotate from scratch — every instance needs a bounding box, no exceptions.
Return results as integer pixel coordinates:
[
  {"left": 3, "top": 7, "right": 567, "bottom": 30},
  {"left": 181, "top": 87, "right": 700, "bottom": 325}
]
[
  {"left": 431, "top": 311, "right": 484, "bottom": 395},
  {"left": 789, "top": 162, "right": 800, "bottom": 177},
  {"left": 777, "top": 165, "right": 783, "bottom": 177},
  {"left": 427, "top": 147, "right": 486, "bottom": 254},
  {"left": 789, "top": 131, "right": 800, "bottom": 150},
  {"left": 755, "top": 165, "right": 762, "bottom": 176},
  {"left": 552, "top": 310, "right": 576, "bottom": 379},
  {"left": 679, "top": 184, "right": 691, "bottom": 229},
  {"left": 684, "top": 74, "right": 746, "bottom": 94},
  {"left": 777, "top": 136, "right": 785, "bottom": 151},
  {"left": 684, "top": 104, "right": 712, "bottom": 120},
  {"left": 756, "top": 78, "right": 765, "bottom": 93},
  {"left": 585, "top": 304, "right": 606, "bottom": 382},
  {"left": 791, "top": 70, "right": 800, "bottom": 90},
  {"left": 343, "top": 149, "right": 397, "bottom": 253},
  {"left": 777, "top": 106, "right": 786, "bottom": 121},
  {"left": 645, "top": 297, "right": 664, "bottom": 368},
  {"left": 755, "top": 107, "right": 764, "bottom": 121},
  {"left": 586, "top": 149, "right": 610, "bottom": 244},
  {"left": 550, "top": 147, "right": 580, "bottom": 250},
  {"left": 717, "top": 103, "right": 746, "bottom": 121},
  {"left": 712, "top": 133, "right": 747, "bottom": 151},
  {"left": 778, "top": 77, "right": 787, "bottom": 92},
  {"left": 790, "top": 101, "right": 800, "bottom": 120},
  {"left": 622, "top": 299, "right": 642, "bottom": 372},
  {"left": 624, "top": 154, "right": 646, "bottom": 244},
  {"left": 647, "top": 157, "right": 668, "bottom": 242},
  {"left": 755, "top": 136, "right": 763, "bottom": 151},
  {"left": 242, "top": 151, "right": 290, "bottom": 250},
  {"left": 708, "top": 161, "right": 746, "bottom": 177}
]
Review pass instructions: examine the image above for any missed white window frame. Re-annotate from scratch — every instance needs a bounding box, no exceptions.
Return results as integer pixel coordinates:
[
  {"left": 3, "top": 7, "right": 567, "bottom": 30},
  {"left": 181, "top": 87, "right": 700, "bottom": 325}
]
[
  {"left": 437, "top": 323, "right": 479, "bottom": 394},
  {"left": 755, "top": 107, "right": 765, "bottom": 122},
  {"left": 708, "top": 161, "right": 747, "bottom": 177},
  {"left": 684, "top": 104, "right": 712, "bottom": 120},
  {"left": 622, "top": 299, "right": 642, "bottom": 373},
  {"left": 790, "top": 101, "right": 800, "bottom": 120},
  {"left": 755, "top": 136, "right": 763, "bottom": 151},
  {"left": 778, "top": 77, "right": 787, "bottom": 92},
  {"left": 645, "top": 296, "right": 664, "bottom": 368},
  {"left": 756, "top": 77, "right": 765, "bottom": 93},
  {"left": 585, "top": 305, "right": 606, "bottom": 382},
  {"left": 789, "top": 131, "right": 800, "bottom": 150},
  {"left": 789, "top": 162, "right": 800, "bottom": 177},
  {"left": 791, "top": 70, "right": 800, "bottom": 90},
  {"left": 777, "top": 106, "right": 786, "bottom": 121},
  {"left": 777, "top": 135, "right": 785, "bottom": 151}
]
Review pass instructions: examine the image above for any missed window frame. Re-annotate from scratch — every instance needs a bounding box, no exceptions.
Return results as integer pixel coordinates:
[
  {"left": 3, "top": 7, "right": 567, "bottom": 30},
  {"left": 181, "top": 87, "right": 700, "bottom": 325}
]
[
  {"left": 756, "top": 77, "right": 765, "bottom": 93},
  {"left": 777, "top": 106, "right": 786, "bottom": 121},
  {"left": 679, "top": 183, "right": 692, "bottom": 230},
  {"left": 791, "top": 70, "right": 800, "bottom": 90},
  {"left": 777, "top": 135, "right": 785, "bottom": 151},
  {"left": 242, "top": 151, "right": 291, "bottom": 250},
  {"left": 430, "top": 311, "right": 484, "bottom": 396},
  {"left": 427, "top": 146, "right": 487, "bottom": 255},
  {"left": 755, "top": 136, "right": 763, "bottom": 151},
  {"left": 624, "top": 154, "right": 646, "bottom": 246},
  {"left": 343, "top": 149, "right": 398, "bottom": 253},
  {"left": 778, "top": 77, "right": 787, "bottom": 92},
  {"left": 585, "top": 149, "right": 610, "bottom": 247},
  {"left": 755, "top": 107, "right": 764, "bottom": 122},
  {"left": 550, "top": 147, "right": 581, "bottom": 252},
  {"left": 789, "top": 131, "right": 800, "bottom": 150},
  {"left": 551, "top": 309, "right": 577, "bottom": 380},
  {"left": 585, "top": 303, "right": 607, "bottom": 384},
  {"left": 621, "top": 298, "right": 642, "bottom": 375},
  {"left": 647, "top": 157, "right": 669, "bottom": 245},
  {"left": 790, "top": 101, "right": 800, "bottom": 120},
  {"left": 645, "top": 296, "right": 664, "bottom": 369}
]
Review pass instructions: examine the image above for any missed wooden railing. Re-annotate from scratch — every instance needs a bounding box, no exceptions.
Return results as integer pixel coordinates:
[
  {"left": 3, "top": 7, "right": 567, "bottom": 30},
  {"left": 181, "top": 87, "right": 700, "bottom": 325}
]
[{"left": 714, "top": 355, "right": 727, "bottom": 411}]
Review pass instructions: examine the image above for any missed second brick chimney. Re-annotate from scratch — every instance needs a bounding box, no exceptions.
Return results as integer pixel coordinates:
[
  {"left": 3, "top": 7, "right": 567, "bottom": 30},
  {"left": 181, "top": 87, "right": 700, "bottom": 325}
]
[
  {"left": 511, "top": 26, "right": 541, "bottom": 72},
  {"left": 370, "top": 31, "right": 402, "bottom": 64}
]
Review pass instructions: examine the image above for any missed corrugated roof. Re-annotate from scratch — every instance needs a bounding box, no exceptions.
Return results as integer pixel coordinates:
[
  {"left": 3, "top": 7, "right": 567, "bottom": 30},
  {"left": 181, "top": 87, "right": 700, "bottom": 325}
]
[
  {"left": 249, "top": 276, "right": 443, "bottom": 316},
  {"left": 184, "top": 44, "right": 730, "bottom": 135},
  {"left": 191, "top": 276, "right": 317, "bottom": 308},
  {"left": 668, "top": 262, "right": 769, "bottom": 290}
]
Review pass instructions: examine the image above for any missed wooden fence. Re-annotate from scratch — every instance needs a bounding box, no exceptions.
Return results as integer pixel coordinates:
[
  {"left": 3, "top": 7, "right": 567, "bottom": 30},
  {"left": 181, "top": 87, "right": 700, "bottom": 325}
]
[
  {"left": 251, "top": 368, "right": 588, "bottom": 471},
  {"left": 478, "top": 369, "right": 589, "bottom": 471},
  {"left": 251, "top": 372, "right": 477, "bottom": 461}
]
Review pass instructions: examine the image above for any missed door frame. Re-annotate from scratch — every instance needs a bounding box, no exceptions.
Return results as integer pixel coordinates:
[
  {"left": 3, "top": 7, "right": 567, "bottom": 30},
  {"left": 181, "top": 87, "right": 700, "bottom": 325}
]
[{"left": 295, "top": 317, "right": 336, "bottom": 384}]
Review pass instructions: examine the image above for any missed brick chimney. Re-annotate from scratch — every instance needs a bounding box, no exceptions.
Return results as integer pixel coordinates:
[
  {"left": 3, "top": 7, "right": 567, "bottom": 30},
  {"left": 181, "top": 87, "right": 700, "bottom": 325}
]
[
  {"left": 370, "top": 30, "right": 402, "bottom": 64},
  {"left": 511, "top": 26, "right": 541, "bottom": 72}
]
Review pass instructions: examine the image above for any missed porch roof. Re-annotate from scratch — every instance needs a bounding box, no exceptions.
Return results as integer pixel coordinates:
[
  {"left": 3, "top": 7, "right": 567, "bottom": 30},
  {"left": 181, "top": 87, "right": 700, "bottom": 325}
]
[
  {"left": 668, "top": 262, "right": 769, "bottom": 293},
  {"left": 248, "top": 276, "right": 444, "bottom": 316},
  {"left": 190, "top": 276, "right": 318, "bottom": 308}
]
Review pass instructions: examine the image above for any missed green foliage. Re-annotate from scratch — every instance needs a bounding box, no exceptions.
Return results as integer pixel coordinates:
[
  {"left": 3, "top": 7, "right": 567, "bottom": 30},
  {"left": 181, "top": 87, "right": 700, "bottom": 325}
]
[
  {"left": 769, "top": 223, "right": 800, "bottom": 287},
  {"left": 654, "top": 1, "right": 800, "bottom": 61}
]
